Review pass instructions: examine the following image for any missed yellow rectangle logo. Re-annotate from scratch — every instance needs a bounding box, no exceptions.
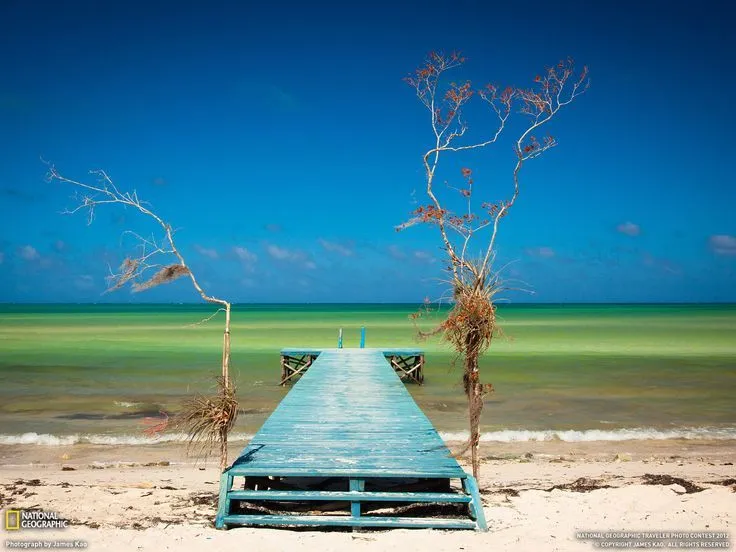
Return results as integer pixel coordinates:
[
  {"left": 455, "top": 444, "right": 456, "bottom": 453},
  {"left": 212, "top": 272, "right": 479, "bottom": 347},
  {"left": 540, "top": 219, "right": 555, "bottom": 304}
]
[{"left": 5, "top": 509, "right": 20, "bottom": 531}]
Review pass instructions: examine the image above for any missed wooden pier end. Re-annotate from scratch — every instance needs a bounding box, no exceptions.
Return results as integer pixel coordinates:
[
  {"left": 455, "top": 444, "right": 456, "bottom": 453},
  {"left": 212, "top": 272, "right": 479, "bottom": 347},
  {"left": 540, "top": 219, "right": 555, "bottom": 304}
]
[{"left": 280, "top": 348, "right": 425, "bottom": 385}]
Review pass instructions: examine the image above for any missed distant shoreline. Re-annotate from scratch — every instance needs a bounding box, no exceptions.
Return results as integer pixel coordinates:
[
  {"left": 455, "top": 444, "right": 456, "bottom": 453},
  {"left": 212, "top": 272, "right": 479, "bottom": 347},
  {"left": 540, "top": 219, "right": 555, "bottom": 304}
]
[{"left": 2, "top": 301, "right": 736, "bottom": 306}]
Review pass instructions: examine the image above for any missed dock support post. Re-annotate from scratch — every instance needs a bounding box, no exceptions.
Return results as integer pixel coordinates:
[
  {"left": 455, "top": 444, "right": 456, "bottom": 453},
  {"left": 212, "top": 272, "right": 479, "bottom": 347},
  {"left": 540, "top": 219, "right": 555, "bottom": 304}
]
[
  {"left": 360, "top": 326, "right": 366, "bottom": 348},
  {"left": 462, "top": 476, "right": 488, "bottom": 531},
  {"left": 338, "top": 328, "right": 343, "bottom": 348},
  {"left": 349, "top": 478, "right": 365, "bottom": 520},
  {"left": 280, "top": 354, "right": 313, "bottom": 385},
  {"left": 215, "top": 471, "right": 234, "bottom": 529}
]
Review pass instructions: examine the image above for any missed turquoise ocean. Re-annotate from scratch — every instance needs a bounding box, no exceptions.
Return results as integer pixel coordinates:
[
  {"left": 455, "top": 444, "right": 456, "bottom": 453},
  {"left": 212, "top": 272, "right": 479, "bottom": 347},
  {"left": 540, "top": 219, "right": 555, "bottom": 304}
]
[{"left": 0, "top": 304, "right": 734, "bottom": 446}]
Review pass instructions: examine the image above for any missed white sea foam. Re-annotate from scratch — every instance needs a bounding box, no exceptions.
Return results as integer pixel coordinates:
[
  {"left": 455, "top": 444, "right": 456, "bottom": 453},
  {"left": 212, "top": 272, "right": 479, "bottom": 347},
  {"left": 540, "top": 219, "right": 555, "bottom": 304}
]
[
  {"left": 0, "top": 432, "right": 255, "bottom": 446},
  {"left": 113, "top": 401, "right": 142, "bottom": 408},
  {"left": 2, "top": 428, "right": 735, "bottom": 446},
  {"left": 0, "top": 433, "right": 79, "bottom": 446}
]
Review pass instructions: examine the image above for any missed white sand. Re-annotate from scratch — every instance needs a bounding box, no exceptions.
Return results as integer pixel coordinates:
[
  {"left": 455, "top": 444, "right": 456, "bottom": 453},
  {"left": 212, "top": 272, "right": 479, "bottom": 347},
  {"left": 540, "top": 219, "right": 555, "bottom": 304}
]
[{"left": 1, "top": 441, "right": 734, "bottom": 551}]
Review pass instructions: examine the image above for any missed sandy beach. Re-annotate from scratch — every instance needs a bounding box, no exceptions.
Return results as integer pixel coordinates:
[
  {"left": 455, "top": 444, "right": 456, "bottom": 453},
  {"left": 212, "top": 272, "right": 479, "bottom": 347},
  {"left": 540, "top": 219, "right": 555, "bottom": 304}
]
[{"left": 2, "top": 440, "right": 734, "bottom": 551}]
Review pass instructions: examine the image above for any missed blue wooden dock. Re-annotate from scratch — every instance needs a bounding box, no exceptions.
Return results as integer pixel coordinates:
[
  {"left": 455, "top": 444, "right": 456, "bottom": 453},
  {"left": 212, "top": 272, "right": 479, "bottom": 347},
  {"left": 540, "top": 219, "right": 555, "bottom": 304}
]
[{"left": 216, "top": 348, "right": 487, "bottom": 531}]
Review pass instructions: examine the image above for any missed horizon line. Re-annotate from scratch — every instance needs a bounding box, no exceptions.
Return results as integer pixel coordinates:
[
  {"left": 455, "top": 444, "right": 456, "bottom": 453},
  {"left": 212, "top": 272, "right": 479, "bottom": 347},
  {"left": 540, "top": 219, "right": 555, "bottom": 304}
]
[{"left": 1, "top": 301, "right": 735, "bottom": 306}]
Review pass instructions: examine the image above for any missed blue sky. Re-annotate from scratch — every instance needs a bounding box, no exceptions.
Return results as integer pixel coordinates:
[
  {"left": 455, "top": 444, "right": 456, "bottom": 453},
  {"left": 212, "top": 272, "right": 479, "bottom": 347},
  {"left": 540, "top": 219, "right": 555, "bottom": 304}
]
[{"left": 0, "top": 0, "right": 734, "bottom": 303}]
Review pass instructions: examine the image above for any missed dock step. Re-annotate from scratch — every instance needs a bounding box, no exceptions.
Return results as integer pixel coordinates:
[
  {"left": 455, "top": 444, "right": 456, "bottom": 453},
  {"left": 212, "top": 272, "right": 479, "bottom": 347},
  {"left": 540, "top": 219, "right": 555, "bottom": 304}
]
[
  {"left": 227, "top": 490, "right": 472, "bottom": 503},
  {"left": 222, "top": 514, "right": 476, "bottom": 529}
]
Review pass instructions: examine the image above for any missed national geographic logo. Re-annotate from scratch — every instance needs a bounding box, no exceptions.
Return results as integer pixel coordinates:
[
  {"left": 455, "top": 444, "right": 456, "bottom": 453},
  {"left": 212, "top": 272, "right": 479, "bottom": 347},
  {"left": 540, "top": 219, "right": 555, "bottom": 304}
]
[
  {"left": 3, "top": 510, "right": 69, "bottom": 531},
  {"left": 4, "top": 510, "right": 20, "bottom": 531}
]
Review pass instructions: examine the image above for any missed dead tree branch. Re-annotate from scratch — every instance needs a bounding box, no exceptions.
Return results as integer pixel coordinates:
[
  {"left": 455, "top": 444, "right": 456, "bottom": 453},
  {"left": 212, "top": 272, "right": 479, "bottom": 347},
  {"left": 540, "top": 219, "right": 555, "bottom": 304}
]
[
  {"left": 400, "top": 52, "right": 588, "bottom": 478},
  {"left": 46, "top": 163, "right": 236, "bottom": 471}
]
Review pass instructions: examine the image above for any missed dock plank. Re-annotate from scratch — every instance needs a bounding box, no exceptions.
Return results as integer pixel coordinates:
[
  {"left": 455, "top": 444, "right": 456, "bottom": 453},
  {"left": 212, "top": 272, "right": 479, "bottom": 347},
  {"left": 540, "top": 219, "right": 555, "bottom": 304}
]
[
  {"left": 222, "top": 514, "right": 476, "bottom": 530},
  {"left": 227, "top": 490, "right": 472, "bottom": 502}
]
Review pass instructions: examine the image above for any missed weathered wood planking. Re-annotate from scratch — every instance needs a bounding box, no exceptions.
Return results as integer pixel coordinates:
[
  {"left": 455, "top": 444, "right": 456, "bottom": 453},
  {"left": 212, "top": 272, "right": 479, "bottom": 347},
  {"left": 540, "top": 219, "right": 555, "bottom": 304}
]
[
  {"left": 239, "top": 349, "right": 452, "bottom": 476},
  {"left": 217, "top": 348, "right": 486, "bottom": 531}
]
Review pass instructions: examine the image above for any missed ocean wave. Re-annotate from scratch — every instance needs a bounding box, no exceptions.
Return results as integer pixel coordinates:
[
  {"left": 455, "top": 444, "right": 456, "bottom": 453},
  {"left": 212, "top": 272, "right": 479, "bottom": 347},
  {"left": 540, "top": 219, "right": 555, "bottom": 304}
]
[
  {"left": 2, "top": 428, "right": 735, "bottom": 446},
  {"left": 0, "top": 432, "right": 255, "bottom": 446},
  {"left": 439, "top": 427, "right": 736, "bottom": 442}
]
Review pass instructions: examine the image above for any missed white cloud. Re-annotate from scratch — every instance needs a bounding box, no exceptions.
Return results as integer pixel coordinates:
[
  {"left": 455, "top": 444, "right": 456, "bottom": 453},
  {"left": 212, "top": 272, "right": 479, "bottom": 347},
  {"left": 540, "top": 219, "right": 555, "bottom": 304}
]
[
  {"left": 710, "top": 234, "right": 736, "bottom": 256},
  {"left": 233, "top": 246, "right": 257, "bottom": 273},
  {"left": 266, "top": 244, "right": 315, "bottom": 269},
  {"left": 388, "top": 245, "right": 435, "bottom": 263},
  {"left": 642, "top": 253, "right": 681, "bottom": 275},
  {"left": 413, "top": 251, "right": 436, "bottom": 263},
  {"left": 194, "top": 245, "right": 219, "bottom": 259},
  {"left": 267, "top": 244, "right": 293, "bottom": 260},
  {"left": 233, "top": 246, "right": 257, "bottom": 263},
  {"left": 318, "top": 239, "right": 354, "bottom": 257},
  {"left": 388, "top": 245, "right": 406, "bottom": 260},
  {"left": 526, "top": 246, "right": 556, "bottom": 258},
  {"left": 19, "top": 245, "right": 39, "bottom": 261},
  {"left": 75, "top": 275, "right": 95, "bottom": 290},
  {"left": 616, "top": 222, "right": 641, "bottom": 236}
]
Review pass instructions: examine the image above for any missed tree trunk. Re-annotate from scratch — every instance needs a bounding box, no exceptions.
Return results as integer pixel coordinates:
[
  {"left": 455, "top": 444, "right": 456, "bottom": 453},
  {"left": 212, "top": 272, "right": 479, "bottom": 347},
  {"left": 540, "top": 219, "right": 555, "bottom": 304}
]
[
  {"left": 222, "top": 304, "right": 231, "bottom": 385},
  {"left": 468, "top": 377, "right": 482, "bottom": 479},
  {"left": 220, "top": 427, "right": 228, "bottom": 472},
  {"left": 220, "top": 303, "right": 232, "bottom": 472},
  {"left": 464, "top": 331, "right": 483, "bottom": 479}
]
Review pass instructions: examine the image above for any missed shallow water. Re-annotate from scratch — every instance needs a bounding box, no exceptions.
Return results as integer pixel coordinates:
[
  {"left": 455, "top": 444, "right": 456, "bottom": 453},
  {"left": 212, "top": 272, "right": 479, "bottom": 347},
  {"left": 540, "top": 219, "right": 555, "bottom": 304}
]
[{"left": 0, "top": 303, "right": 734, "bottom": 445}]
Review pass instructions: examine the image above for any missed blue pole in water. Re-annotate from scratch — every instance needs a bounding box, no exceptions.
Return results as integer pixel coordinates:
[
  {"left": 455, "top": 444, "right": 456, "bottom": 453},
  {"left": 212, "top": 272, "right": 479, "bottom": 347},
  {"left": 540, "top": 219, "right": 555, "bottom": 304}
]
[
  {"left": 338, "top": 328, "right": 343, "bottom": 349},
  {"left": 360, "top": 326, "right": 366, "bottom": 348}
]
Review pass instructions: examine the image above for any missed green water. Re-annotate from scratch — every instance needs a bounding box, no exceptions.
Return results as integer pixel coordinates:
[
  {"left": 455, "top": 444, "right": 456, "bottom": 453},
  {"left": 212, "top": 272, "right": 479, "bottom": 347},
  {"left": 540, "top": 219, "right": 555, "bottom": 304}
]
[{"left": 0, "top": 304, "right": 734, "bottom": 443}]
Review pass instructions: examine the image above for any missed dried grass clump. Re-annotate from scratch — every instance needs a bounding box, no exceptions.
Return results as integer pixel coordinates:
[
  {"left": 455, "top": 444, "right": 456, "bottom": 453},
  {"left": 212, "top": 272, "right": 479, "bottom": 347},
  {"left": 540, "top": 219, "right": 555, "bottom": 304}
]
[
  {"left": 106, "top": 257, "right": 140, "bottom": 292},
  {"left": 171, "top": 377, "right": 238, "bottom": 460},
  {"left": 437, "top": 264, "right": 504, "bottom": 390},
  {"left": 133, "top": 264, "right": 190, "bottom": 292},
  {"left": 442, "top": 281, "right": 498, "bottom": 392}
]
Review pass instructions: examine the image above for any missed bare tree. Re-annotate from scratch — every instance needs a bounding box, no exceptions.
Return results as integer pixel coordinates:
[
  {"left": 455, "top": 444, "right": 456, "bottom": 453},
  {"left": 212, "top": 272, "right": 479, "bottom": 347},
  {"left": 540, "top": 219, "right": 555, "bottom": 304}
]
[
  {"left": 46, "top": 165, "right": 237, "bottom": 471},
  {"left": 401, "top": 53, "right": 588, "bottom": 478}
]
